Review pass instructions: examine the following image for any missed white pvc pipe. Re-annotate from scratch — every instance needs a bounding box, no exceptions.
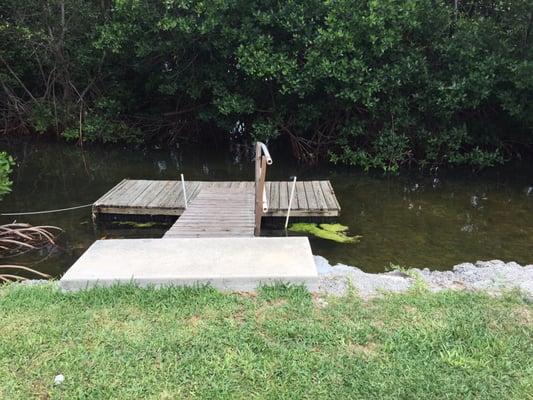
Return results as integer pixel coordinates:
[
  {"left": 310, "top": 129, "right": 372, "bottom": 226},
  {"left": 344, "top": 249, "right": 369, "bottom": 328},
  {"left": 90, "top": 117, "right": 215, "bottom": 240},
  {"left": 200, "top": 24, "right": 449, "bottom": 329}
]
[
  {"left": 257, "top": 142, "right": 273, "bottom": 165},
  {"left": 181, "top": 173, "right": 188, "bottom": 208},
  {"left": 262, "top": 189, "right": 268, "bottom": 213},
  {"left": 285, "top": 176, "right": 297, "bottom": 229}
]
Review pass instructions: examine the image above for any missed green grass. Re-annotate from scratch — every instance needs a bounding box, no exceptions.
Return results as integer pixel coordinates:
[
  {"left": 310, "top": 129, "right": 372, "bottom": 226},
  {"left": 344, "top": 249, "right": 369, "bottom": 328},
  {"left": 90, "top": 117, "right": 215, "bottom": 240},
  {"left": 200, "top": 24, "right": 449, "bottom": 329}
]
[{"left": 0, "top": 284, "right": 532, "bottom": 399}]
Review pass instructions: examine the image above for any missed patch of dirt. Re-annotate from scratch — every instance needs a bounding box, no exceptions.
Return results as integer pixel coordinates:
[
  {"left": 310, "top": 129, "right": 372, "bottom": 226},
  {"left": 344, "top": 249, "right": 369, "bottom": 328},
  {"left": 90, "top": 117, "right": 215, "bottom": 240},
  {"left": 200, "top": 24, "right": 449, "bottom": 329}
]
[
  {"left": 232, "top": 307, "right": 246, "bottom": 325},
  {"left": 254, "top": 299, "right": 288, "bottom": 322},
  {"left": 514, "top": 305, "right": 533, "bottom": 325},
  {"left": 347, "top": 341, "right": 378, "bottom": 359},
  {"left": 187, "top": 315, "right": 201, "bottom": 327},
  {"left": 312, "top": 297, "right": 328, "bottom": 308}
]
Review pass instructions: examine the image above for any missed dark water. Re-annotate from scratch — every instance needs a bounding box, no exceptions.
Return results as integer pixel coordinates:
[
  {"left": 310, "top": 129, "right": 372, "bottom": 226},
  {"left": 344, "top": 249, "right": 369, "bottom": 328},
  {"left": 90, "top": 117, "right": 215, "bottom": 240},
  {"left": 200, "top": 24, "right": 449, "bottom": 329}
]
[{"left": 1, "top": 140, "right": 532, "bottom": 277}]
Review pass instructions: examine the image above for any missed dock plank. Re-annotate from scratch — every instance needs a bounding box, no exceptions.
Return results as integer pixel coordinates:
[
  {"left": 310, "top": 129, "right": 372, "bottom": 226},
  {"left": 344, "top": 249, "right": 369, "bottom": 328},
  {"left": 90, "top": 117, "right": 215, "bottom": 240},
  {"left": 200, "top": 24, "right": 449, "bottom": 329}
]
[
  {"left": 279, "top": 181, "right": 289, "bottom": 210},
  {"left": 112, "top": 180, "right": 152, "bottom": 206},
  {"left": 294, "top": 181, "right": 308, "bottom": 211},
  {"left": 100, "top": 179, "right": 136, "bottom": 205},
  {"left": 270, "top": 181, "right": 279, "bottom": 210},
  {"left": 324, "top": 180, "right": 341, "bottom": 210},
  {"left": 130, "top": 181, "right": 167, "bottom": 207},
  {"left": 94, "top": 179, "right": 128, "bottom": 206},
  {"left": 312, "top": 181, "right": 328, "bottom": 210},
  {"left": 303, "top": 181, "right": 318, "bottom": 210}
]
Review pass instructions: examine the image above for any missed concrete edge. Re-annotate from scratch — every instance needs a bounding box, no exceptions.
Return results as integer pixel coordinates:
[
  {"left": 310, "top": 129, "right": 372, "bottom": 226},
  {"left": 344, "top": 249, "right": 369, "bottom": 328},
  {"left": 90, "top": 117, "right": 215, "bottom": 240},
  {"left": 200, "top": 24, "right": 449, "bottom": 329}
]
[{"left": 59, "top": 276, "right": 319, "bottom": 293}]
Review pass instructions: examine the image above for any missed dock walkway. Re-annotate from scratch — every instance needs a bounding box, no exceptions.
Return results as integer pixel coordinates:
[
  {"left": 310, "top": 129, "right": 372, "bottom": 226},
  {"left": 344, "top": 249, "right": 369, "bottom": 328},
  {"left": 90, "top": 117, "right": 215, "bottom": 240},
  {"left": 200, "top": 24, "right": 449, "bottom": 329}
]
[{"left": 164, "top": 187, "right": 255, "bottom": 238}]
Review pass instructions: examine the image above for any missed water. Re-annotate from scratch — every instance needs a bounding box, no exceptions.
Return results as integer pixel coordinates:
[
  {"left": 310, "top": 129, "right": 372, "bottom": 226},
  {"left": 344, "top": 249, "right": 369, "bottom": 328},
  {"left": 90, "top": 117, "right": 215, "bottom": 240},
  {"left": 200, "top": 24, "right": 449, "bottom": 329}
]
[{"left": 1, "top": 139, "right": 532, "bottom": 277}]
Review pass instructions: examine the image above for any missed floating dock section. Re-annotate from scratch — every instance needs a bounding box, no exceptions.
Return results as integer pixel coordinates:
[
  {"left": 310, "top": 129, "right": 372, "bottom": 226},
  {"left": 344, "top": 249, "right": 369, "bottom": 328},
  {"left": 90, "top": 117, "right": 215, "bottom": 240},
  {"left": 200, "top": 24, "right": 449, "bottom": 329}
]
[{"left": 93, "top": 180, "right": 340, "bottom": 219}]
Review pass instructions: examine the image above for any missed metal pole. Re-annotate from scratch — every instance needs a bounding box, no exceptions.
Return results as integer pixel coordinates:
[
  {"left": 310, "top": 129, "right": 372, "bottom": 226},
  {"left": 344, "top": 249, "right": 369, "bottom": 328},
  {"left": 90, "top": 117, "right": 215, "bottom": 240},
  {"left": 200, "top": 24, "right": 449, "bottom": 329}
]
[
  {"left": 181, "top": 173, "right": 188, "bottom": 208},
  {"left": 285, "top": 176, "right": 297, "bottom": 229}
]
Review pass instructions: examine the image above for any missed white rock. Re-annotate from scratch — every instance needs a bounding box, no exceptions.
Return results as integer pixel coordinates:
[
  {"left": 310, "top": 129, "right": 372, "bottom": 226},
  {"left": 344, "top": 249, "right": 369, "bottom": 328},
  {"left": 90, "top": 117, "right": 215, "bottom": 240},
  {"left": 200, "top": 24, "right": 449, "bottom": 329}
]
[
  {"left": 314, "top": 255, "right": 332, "bottom": 274},
  {"left": 453, "top": 262, "right": 475, "bottom": 272},
  {"left": 54, "top": 374, "right": 65, "bottom": 385}
]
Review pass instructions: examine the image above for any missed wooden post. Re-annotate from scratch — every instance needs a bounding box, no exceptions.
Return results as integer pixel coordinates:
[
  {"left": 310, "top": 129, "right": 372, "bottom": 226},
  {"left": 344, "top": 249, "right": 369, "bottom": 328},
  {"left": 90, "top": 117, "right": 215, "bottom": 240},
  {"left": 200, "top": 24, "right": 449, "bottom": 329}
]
[
  {"left": 255, "top": 156, "right": 267, "bottom": 236},
  {"left": 181, "top": 174, "right": 188, "bottom": 208},
  {"left": 254, "top": 142, "right": 261, "bottom": 189}
]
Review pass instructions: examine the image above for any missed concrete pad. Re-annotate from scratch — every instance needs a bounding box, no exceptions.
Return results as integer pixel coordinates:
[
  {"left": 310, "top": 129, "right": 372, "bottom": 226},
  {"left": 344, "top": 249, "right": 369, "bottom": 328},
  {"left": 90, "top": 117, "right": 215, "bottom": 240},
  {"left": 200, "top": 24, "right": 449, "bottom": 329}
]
[{"left": 60, "top": 237, "right": 318, "bottom": 292}]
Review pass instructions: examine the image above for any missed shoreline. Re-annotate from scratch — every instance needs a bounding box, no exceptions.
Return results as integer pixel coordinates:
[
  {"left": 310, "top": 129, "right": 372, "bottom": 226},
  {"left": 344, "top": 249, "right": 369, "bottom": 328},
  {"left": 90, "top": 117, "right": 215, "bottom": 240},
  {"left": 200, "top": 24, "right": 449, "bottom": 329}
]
[
  {"left": 15, "top": 257, "right": 533, "bottom": 299},
  {"left": 315, "top": 256, "right": 533, "bottom": 298}
]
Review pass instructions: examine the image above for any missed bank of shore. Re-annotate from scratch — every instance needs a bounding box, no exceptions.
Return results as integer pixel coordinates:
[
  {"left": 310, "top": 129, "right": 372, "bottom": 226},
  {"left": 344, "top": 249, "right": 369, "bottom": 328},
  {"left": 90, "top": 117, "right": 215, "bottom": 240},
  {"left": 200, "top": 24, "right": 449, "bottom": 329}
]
[{"left": 316, "top": 256, "right": 533, "bottom": 299}]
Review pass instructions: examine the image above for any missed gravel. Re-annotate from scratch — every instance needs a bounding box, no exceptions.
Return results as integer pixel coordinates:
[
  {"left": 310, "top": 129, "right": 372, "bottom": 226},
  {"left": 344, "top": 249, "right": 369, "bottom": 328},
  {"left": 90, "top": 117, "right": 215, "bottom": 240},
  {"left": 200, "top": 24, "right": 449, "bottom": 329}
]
[{"left": 315, "top": 256, "right": 533, "bottom": 299}]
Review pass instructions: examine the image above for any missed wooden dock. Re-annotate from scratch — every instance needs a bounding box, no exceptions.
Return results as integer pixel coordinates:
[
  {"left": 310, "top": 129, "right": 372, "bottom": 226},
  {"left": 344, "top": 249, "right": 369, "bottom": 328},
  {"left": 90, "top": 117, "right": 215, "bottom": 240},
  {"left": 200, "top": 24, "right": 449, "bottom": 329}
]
[
  {"left": 93, "top": 179, "right": 340, "bottom": 219},
  {"left": 61, "top": 143, "right": 325, "bottom": 292},
  {"left": 164, "top": 187, "right": 255, "bottom": 238}
]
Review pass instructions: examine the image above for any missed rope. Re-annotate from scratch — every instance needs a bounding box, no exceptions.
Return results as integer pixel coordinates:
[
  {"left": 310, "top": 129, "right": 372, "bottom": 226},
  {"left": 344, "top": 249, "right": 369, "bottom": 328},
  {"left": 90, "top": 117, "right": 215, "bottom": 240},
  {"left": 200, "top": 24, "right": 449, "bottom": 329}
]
[{"left": 1, "top": 203, "right": 93, "bottom": 216}]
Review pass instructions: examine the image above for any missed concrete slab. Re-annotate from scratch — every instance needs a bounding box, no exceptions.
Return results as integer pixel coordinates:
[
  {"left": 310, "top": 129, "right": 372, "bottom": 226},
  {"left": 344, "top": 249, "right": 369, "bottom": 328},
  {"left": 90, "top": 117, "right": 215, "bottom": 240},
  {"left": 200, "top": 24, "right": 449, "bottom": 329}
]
[{"left": 59, "top": 237, "right": 318, "bottom": 292}]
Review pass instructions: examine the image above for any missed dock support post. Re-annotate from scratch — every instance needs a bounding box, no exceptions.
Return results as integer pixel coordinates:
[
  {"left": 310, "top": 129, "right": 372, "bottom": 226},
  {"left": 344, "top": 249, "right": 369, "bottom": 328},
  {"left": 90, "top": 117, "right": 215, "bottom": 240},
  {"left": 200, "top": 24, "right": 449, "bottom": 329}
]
[
  {"left": 181, "top": 174, "right": 188, "bottom": 208},
  {"left": 285, "top": 176, "right": 297, "bottom": 229},
  {"left": 255, "top": 156, "right": 267, "bottom": 236},
  {"left": 254, "top": 142, "right": 273, "bottom": 236}
]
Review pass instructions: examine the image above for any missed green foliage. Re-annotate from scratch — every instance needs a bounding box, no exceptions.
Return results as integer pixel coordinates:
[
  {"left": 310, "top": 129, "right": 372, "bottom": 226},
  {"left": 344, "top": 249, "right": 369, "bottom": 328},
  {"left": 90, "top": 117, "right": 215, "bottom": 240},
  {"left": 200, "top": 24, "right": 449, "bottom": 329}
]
[
  {"left": 0, "top": 284, "right": 531, "bottom": 398},
  {"left": 0, "top": 152, "right": 14, "bottom": 199},
  {"left": 0, "top": 0, "right": 531, "bottom": 169}
]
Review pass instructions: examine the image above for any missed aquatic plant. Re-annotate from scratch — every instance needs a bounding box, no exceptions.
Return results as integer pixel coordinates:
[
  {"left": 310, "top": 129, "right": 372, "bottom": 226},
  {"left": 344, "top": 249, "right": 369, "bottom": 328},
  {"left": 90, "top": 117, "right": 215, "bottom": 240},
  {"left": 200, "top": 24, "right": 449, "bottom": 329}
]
[
  {"left": 0, "top": 223, "right": 62, "bottom": 257},
  {"left": 112, "top": 221, "right": 165, "bottom": 229},
  {"left": 289, "top": 223, "right": 361, "bottom": 243},
  {"left": 0, "top": 152, "right": 14, "bottom": 199},
  {"left": 0, "top": 265, "right": 50, "bottom": 283}
]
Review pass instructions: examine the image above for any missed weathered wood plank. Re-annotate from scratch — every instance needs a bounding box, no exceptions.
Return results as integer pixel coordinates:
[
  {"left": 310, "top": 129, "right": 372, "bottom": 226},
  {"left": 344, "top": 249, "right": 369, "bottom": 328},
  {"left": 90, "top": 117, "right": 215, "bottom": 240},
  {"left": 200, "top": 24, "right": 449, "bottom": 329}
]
[
  {"left": 312, "top": 181, "right": 328, "bottom": 210},
  {"left": 294, "top": 181, "right": 308, "bottom": 210},
  {"left": 94, "top": 179, "right": 128, "bottom": 206},
  {"left": 111, "top": 180, "right": 152, "bottom": 206},
  {"left": 102, "top": 179, "right": 138, "bottom": 205},
  {"left": 318, "top": 180, "right": 337, "bottom": 210},
  {"left": 324, "top": 180, "right": 341, "bottom": 210},
  {"left": 279, "top": 181, "right": 289, "bottom": 210},
  {"left": 151, "top": 181, "right": 182, "bottom": 209},
  {"left": 130, "top": 181, "right": 167, "bottom": 207},
  {"left": 303, "top": 181, "right": 318, "bottom": 210},
  {"left": 270, "top": 181, "right": 279, "bottom": 210}
]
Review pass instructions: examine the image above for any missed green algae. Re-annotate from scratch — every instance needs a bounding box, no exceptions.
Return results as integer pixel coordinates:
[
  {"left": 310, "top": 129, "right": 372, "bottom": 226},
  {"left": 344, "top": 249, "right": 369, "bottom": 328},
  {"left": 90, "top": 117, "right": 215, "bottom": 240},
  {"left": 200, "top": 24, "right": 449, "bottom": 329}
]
[
  {"left": 112, "top": 221, "right": 165, "bottom": 228},
  {"left": 318, "top": 223, "right": 349, "bottom": 233},
  {"left": 288, "top": 223, "right": 361, "bottom": 243}
]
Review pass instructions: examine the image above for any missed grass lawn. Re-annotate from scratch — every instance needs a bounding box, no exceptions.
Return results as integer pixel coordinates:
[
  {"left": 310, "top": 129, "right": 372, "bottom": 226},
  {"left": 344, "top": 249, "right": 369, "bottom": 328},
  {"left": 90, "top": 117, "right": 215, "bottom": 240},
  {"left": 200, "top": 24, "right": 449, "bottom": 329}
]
[{"left": 0, "top": 283, "right": 532, "bottom": 399}]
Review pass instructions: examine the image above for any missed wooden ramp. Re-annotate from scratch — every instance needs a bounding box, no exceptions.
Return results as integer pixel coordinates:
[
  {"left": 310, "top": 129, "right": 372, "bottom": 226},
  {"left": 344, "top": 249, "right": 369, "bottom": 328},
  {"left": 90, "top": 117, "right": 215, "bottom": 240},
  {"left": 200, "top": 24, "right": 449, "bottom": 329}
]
[
  {"left": 93, "top": 180, "right": 340, "bottom": 218},
  {"left": 164, "top": 187, "right": 255, "bottom": 238}
]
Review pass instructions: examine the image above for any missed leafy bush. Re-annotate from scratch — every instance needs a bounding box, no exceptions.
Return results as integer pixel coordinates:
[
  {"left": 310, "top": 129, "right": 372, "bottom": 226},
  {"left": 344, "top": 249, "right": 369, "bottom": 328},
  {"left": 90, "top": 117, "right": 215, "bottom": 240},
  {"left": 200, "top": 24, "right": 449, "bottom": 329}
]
[
  {"left": 0, "top": 152, "right": 14, "bottom": 199},
  {"left": 0, "top": 0, "right": 531, "bottom": 169}
]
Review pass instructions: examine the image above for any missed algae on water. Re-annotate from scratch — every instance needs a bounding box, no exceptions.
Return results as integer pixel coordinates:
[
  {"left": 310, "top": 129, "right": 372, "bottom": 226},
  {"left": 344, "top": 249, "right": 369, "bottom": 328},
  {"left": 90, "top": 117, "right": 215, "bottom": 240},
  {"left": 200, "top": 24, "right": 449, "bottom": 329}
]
[
  {"left": 288, "top": 223, "right": 361, "bottom": 243},
  {"left": 318, "top": 223, "right": 349, "bottom": 233},
  {"left": 112, "top": 221, "right": 164, "bottom": 228}
]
